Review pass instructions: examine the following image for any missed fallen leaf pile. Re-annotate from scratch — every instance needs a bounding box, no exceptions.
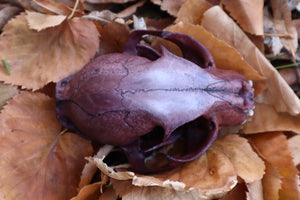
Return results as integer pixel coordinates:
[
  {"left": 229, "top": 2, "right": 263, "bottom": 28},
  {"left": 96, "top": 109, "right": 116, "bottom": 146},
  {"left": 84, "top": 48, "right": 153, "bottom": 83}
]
[{"left": 0, "top": 0, "right": 300, "bottom": 199}]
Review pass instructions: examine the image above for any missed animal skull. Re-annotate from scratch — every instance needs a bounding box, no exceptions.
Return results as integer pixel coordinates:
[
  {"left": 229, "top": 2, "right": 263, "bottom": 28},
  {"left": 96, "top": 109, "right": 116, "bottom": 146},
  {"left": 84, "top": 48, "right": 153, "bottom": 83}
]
[{"left": 55, "top": 30, "right": 254, "bottom": 173}]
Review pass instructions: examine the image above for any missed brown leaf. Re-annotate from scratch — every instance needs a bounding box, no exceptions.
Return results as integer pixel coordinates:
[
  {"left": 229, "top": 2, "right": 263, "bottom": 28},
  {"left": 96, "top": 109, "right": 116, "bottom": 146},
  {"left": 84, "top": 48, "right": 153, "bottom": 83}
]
[
  {"left": 270, "top": 0, "right": 298, "bottom": 58},
  {"left": 250, "top": 132, "right": 300, "bottom": 200},
  {"left": 260, "top": 162, "right": 281, "bottom": 200},
  {"left": 97, "top": 22, "right": 130, "bottom": 55},
  {"left": 0, "top": 91, "right": 93, "bottom": 199},
  {"left": 0, "top": 82, "right": 18, "bottom": 110},
  {"left": 99, "top": 187, "right": 117, "bottom": 200},
  {"left": 166, "top": 22, "right": 266, "bottom": 96},
  {"left": 78, "top": 160, "right": 99, "bottom": 190},
  {"left": 221, "top": 0, "right": 264, "bottom": 35},
  {"left": 151, "top": 0, "right": 187, "bottom": 16},
  {"left": 72, "top": 175, "right": 111, "bottom": 200},
  {"left": 201, "top": 6, "right": 300, "bottom": 115},
  {"left": 85, "top": 0, "right": 136, "bottom": 3},
  {"left": 71, "top": 182, "right": 104, "bottom": 200},
  {"left": 242, "top": 103, "right": 300, "bottom": 134},
  {"left": 89, "top": 146, "right": 238, "bottom": 199},
  {"left": 176, "top": 0, "right": 212, "bottom": 24},
  {"left": 0, "top": 4, "right": 22, "bottom": 30},
  {"left": 293, "top": 19, "right": 300, "bottom": 39},
  {"left": 278, "top": 67, "right": 298, "bottom": 85},
  {"left": 0, "top": 12, "right": 99, "bottom": 90},
  {"left": 246, "top": 180, "right": 263, "bottom": 200},
  {"left": 33, "top": 0, "right": 74, "bottom": 16},
  {"left": 264, "top": 7, "right": 284, "bottom": 56},
  {"left": 134, "top": 148, "right": 237, "bottom": 194},
  {"left": 25, "top": 11, "right": 66, "bottom": 31},
  {"left": 112, "top": 179, "right": 211, "bottom": 200},
  {"left": 219, "top": 183, "right": 247, "bottom": 200},
  {"left": 89, "top": 137, "right": 264, "bottom": 199},
  {"left": 212, "top": 135, "right": 265, "bottom": 183},
  {"left": 288, "top": 135, "right": 300, "bottom": 166},
  {"left": 117, "top": 0, "right": 147, "bottom": 18}
]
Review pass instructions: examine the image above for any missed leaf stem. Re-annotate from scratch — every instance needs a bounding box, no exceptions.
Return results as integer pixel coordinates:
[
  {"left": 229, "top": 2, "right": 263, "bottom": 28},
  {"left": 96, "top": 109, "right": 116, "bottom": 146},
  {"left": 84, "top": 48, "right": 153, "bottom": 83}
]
[
  {"left": 1, "top": 57, "right": 10, "bottom": 75},
  {"left": 68, "top": 0, "right": 80, "bottom": 20},
  {"left": 275, "top": 62, "right": 300, "bottom": 70},
  {"left": 60, "top": 128, "right": 68, "bottom": 135}
]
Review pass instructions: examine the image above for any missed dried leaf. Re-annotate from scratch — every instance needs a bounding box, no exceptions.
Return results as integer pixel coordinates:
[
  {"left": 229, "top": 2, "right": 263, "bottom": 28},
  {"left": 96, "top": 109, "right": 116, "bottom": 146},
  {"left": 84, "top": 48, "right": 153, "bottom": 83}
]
[
  {"left": 72, "top": 174, "right": 111, "bottom": 200},
  {"left": 260, "top": 161, "right": 281, "bottom": 200},
  {"left": 219, "top": 183, "right": 247, "bottom": 200},
  {"left": 0, "top": 82, "right": 18, "bottom": 110},
  {"left": 77, "top": 145, "right": 114, "bottom": 191},
  {"left": 0, "top": 91, "right": 93, "bottom": 200},
  {"left": 264, "top": 7, "right": 283, "bottom": 56},
  {"left": 246, "top": 180, "right": 263, "bottom": 200},
  {"left": 78, "top": 160, "right": 99, "bottom": 190},
  {"left": 250, "top": 132, "right": 300, "bottom": 200},
  {"left": 90, "top": 146, "right": 238, "bottom": 199},
  {"left": 176, "top": 0, "right": 212, "bottom": 24},
  {"left": 86, "top": 0, "right": 136, "bottom": 3},
  {"left": 166, "top": 22, "right": 266, "bottom": 96},
  {"left": 293, "top": 19, "right": 300, "bottom": 39},
  {"left": 151, "top": 0, "right": 187, "bottom": 16},
  {"left": 242, "top": 103, "right": 300, "bottom": 134},
  {"left": 0, "top": 4, "right": 22, "bottom": 30},
  {"left": 117, "top": 0, "right": 147, "bottom": 18},
  {"left": 288, "top": 135, "right": 300, "bottom": 166},
  {"left": 201, "top": 6, "right": 300, "bottom": 115},
  {"left": 90, "top": 135, "right": 264, "bottom": 199},
  {"left": 99, "top": 187, "right": 117, "bottom": 200},
  {"left": 212, "top": 135, "right": 265, "bottom": 183},
  {"left": 33, "top": 0, "right": 74, "bottom": 15},
  {"left": 0, "top": 12, "right": 99, "bottom": 90},
  {"left": 25, "top": 11, "right": 66, "bottom": 31},
  {"left": 71, "top": 182, "right": 104, "bottom": 200},
  {"left": 278, "top": 67, "right": 298, "bottom": 85},
  {"left": 112, "top": 179, "right": 210, "bottom": 200},
  {"left": 221, "top": 0, "right": 264, "bottom": 35},
  {"left": 1, "top": 0, "right": 41, "bottom": 11},
  {"left": 97, "top": 22, "right": 130, "bottom": 55},
  {"left": 134, "top": 148, "right": 237, "bottom": 193},
  {"left": 270, "top": 0, "right": 298, "bottom": 58}
]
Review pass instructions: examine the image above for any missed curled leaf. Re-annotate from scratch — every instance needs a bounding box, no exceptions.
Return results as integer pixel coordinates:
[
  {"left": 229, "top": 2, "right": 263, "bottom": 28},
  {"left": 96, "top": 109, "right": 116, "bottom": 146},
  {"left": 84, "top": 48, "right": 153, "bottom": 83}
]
[
  {"left": 201, "top": 6, "right": 300, "bottom": 115},
  {"left": 221, "top": 0, "right": 264, "bottom": 35},
  {"left": 25, "top": 11, "right": 67, "bottom": 31},
  {"left": 176, "top": 0, "right": 212, "bottom": 24}
]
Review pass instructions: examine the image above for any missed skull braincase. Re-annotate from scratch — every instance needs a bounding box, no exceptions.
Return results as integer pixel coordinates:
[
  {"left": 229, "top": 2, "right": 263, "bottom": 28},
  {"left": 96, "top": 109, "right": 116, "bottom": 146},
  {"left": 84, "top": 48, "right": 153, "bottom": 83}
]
[{"left": 55, "top": 30, "right": 254, "bottom": 173}]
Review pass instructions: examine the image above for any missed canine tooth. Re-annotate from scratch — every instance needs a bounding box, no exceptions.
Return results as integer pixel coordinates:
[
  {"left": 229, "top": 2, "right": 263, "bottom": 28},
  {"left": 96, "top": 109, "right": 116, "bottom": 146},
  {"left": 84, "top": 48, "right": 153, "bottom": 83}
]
[
  {"left": 248, "top": 109, "right": 254, "bottom": 116},
  {"left": 248, "top": 80, "right": 253, "bottom": 87}
]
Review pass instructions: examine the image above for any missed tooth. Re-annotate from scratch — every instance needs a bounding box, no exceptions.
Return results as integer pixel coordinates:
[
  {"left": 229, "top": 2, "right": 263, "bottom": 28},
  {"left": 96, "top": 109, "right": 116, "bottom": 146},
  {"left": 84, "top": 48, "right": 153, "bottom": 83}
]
[
  {"left": 248, "top": 80, "right": 253, "bottom": 87},
  {"left": 248, "top": 109, "right": 254, "bottom": 116}
]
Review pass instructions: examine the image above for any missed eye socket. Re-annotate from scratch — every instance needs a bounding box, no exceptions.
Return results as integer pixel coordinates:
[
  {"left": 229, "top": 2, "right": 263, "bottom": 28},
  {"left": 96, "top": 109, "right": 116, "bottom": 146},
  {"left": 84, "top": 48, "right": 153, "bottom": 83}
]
[
  {"left": 140, "top": 126, "right": 165, "bottom": 152},
  {"left": 60, "top": 81, "right": 68, "bottom": 87}
]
